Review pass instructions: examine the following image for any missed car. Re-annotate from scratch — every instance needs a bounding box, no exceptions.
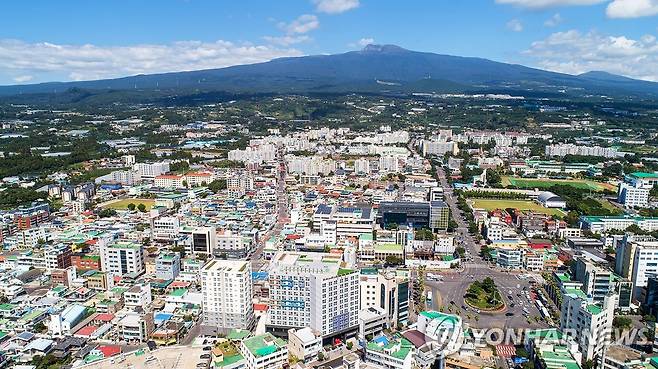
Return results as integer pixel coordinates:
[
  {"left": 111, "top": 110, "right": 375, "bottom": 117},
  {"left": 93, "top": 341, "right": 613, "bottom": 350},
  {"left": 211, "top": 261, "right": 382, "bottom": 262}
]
[
  {"left": 505, "top": 312, "right": 515, "bottom": 316},
  {"left": 510, "top": 303, "right": 515, "bottom": 308},
  {"left": 200, "top": 354, "right": 211, "bottom": 359},
  {"left": 203, "top": 346, "right": 212, "bottom": 351}
]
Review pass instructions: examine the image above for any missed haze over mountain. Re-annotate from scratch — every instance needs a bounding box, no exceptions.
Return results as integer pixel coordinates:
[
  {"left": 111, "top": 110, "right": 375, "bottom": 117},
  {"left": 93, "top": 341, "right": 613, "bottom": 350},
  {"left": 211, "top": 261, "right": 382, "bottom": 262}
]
[{"left": 2, "top": 44, "right": 658, "bottom": 100}]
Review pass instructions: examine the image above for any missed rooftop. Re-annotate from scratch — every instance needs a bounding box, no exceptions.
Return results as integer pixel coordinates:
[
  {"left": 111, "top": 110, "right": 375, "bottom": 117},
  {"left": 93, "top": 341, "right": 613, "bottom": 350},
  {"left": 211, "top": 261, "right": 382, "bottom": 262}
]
[{"left": 242, "top": 333, "right": 286, "bottom": 358}]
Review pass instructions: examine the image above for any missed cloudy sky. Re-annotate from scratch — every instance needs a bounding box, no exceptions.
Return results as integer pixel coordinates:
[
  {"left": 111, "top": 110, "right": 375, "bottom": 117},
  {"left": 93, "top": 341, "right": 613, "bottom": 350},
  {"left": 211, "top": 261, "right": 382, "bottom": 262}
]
[{"left": 1, "top": 0, "right": 658, "bottom": 85}]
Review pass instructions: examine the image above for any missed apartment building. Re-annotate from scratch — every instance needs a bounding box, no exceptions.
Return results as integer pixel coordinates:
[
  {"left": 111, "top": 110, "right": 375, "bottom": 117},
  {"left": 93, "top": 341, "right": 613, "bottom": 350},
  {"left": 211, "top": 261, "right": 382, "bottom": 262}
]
[
  {"left": 267, "top": 252, "right": 360, "bottom": 340},
  {"left": 560, "top": 293, "right": 616, "bottom": 361},
  {"left": 201, "top": 259, "right": 254, "bottom": 331}
]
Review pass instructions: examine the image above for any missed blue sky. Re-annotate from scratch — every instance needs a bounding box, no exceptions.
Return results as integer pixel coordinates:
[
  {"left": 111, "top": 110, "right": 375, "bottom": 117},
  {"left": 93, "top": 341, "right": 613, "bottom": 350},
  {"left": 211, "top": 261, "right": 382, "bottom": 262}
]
[{"left": 1, "top": 0, "right": 658, "bottom": 84}]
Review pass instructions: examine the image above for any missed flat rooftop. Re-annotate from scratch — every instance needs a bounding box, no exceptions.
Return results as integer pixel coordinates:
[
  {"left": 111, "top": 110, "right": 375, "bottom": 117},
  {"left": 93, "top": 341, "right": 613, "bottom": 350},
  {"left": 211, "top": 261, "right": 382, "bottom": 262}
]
[
  {"left": 202, "top": 259, "right": 249, "bottom": 273},
  {"left": 269, "top": 251, "right": 354, "bottom": 277}
]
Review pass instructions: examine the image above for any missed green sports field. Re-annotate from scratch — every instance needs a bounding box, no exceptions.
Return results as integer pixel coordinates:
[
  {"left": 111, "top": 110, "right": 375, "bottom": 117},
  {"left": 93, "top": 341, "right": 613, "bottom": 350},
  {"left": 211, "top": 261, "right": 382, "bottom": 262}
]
[
  {"left": 501, "top": 176, "right": 616, "bottom": 192},
  {"left": 102, "top": 198, "right": 155, "bottom": 210},
  {"left": 470, "top": 199, "right": 565, "bottom": 216}
]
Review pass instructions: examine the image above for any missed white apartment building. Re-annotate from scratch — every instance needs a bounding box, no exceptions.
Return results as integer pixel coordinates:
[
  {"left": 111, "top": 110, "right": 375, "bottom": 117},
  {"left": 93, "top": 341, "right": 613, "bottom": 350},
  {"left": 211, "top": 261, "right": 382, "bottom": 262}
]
[
  {"left": 240, "top": 333, "right": 288, "bottom": 369},
  {"left": 287, "top": 327, "right": 322, "bottom": 363},
  {"left": 545, "top": 144, "right": 622, "bottom": 158},
  {"left": 379, "top": 155, "right": 400, "bottom": 173},
  {"left": 560, "top": 293, "right": 616, "bottom": 361},
  {"left": 124, "top": 284, "right": 152, "bottom": 310},
  {"left": 228, "top": 144, "right": 277, "bottom": 164},
  {"left": 133, "top": 162, "right": 170, "bottom": 179},
  {"left": 359, "top": 270, "right": 409, "bottom": 327},
  {"left": 581, "top": 216, "right": 658, "bottom": 233},
  {"left": 201, "top": 259, "right": 254, "bottom": 330},
  {"left": 180, "top": 226, "right": 217, "bottom": 255},
  {"left": 110, "top": 170, "right": 140, "bottom": 185},
  {"left": 151, "top": 216, "right": 180, "bottom": 241},
  {"left": 313, "top": 205, "right": 375, "bottom": 239},
  {"left": 287, "top": 155, "right": 336, "bottom": 176},
  {"left": 354, "top": 158, "right": 371, "bottom": 175},
  {"left": 421, "top": 140, "right": 458, "bottom": 156},
  {"left": 267, "top": 252, "right": 360, "bottom": 338},
  {"left": 154, "top": 174, "right": 185, "bottom": 189},
  {"left": 100, "top": 240, "right": 145, "bottom": 277},
  {"left": 215, "top": 230, "right": 252, "bottom": 258},
  {"left": 618, "top": 182, "right": 650, "bottom": 208}
]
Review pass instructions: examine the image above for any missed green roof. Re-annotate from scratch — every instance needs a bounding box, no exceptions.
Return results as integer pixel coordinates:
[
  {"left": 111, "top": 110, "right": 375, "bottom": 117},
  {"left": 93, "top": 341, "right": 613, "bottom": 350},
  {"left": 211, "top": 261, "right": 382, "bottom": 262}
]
[
  {"left": 555, "top": 272, "right": 571, "bottom": 282},
  {"left": 169, "top": 288, "right": 187, "bottom": 297},
  {"left": 630, "top": 172, "right": 658, "bottom": 178},
  {"left": 366, "top": 335, "right": 413, "bottom": 360},
  {"left": 564, "top": 288, "right": 588, "bottom": 299},
  {"left": 338, "top": 268, "right": 355, "bottom": 276},
  {"left": 216, "top": 353, "right": 244, "bottom": 367},
  {"left": 0, "top": 304, "right": 15, "bottom": 311},
  {"left": 226, "top": 329, "right": 251, "bottom": 341},
  {"left": 373, "top": 243, "right": 403, "bottom": 252},
  {"left": 242, "top": 333, "right": 286, "bottom": 358},
  {"left": 586, "top": 304, "right": 602, "bottom": 315}
]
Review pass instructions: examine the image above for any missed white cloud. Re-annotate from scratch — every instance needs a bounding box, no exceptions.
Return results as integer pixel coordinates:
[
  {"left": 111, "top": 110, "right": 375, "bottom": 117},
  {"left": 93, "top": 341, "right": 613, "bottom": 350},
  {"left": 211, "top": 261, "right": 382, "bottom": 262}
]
[
  {"left": 263, "top": 35, "right": 311, "bottom": 46},
  {"left": 544, "top": 13, "right": 564, "bottom": 26},
  {"left": 0, "top": 39, "right": 303, "bottom": 83},
  {"left": 13, "top": 75, "right": 33, "bottom": 83},
  {"left": 523, "top": 29, "right": 658, "bottom": 81},
  {"left": 313, "top": 0, "right": 360, "bottom": 14},
  {"left": 606, "top": 0, "right": 658, "bottom": 18},
  {"left": 506, "top": 19, "right": 524, "bottom": 32},
  {"left": 356, "top": 37, "right": 375, "bottom": 47},
  {"left": 278, "top": 14, "right": 320, "bottom": 35},
  {"left": 495, "top": 0, "right": 606, "bottom": 8}
]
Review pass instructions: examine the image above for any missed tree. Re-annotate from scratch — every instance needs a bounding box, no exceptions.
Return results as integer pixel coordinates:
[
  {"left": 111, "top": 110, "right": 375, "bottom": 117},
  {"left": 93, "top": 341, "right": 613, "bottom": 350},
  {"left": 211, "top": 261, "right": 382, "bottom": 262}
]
[
  {"left": 208, "top": 179, "right": 227, "bottom": 194},
  {"left": 385, "top": 255, "right": 404, "bottom": 265},
  {"left": 98, "top": 208, "right": 117, "bottom": 218},
  {"left": 137, "top": 203, "right": 147, "bottom": 212},
  {"left": 127, "top": 203, "right": 136, "bottom": 211},
  {"left": 613, "top": 316, "right": 632, "bottom": 330},
  {"left": 346, "top": 341, "right": 353, "bottom": 350},
  {"left": 317, "top": 352, "right": 325, "bottom": 361}
]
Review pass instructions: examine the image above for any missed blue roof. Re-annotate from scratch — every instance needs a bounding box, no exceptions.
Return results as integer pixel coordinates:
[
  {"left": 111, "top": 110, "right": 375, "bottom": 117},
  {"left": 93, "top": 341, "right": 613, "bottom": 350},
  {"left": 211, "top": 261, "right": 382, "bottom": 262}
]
[
  {"left": 61, "top": 305, "right": 87, "bottom": 324},
  {"left": 315, "top": 204, "right": 332, "bottom": 215}
]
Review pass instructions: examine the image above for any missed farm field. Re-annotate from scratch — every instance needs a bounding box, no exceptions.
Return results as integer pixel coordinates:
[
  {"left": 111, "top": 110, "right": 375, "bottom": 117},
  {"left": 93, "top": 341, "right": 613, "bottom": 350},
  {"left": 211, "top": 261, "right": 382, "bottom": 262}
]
[
  {"left": 101, "top": 198, "right": 155, "bottom": 210},
  {"left": 470, "top": 199, "right": 566, "bottom": 216},
  {"left": 501, "top": 176, "right": 616, "bottom": 192}
]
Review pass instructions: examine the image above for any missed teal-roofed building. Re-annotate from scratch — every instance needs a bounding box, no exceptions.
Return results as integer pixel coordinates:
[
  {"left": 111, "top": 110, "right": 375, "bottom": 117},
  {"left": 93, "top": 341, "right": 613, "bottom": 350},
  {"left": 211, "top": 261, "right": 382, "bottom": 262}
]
[{"left": 239, "top": 333, "right": 287, "bottom": 369}]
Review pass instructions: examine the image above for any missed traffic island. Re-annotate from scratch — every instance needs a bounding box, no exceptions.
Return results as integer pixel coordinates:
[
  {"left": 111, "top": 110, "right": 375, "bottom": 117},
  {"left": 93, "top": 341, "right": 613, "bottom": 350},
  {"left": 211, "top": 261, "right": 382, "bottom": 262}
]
[{"left": 463, "top": 277, "right": 506, "bottom": 313}]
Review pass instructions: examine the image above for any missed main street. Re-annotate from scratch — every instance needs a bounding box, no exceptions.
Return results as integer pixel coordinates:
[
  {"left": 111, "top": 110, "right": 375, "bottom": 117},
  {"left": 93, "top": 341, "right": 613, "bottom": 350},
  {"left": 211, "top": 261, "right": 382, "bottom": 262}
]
[
  {"left": 417, "top": 143, "right": 550, "bottom": 330},
  {"left": 251, "top": 148, "right": 289, "bottom": 272}
]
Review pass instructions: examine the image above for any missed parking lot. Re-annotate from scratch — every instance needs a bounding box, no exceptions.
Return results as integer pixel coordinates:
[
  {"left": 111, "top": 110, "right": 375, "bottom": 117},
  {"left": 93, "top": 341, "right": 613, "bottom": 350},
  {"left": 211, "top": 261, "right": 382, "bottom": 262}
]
[{"left": 81, "top": 346, "right": 206, "bottom": 369}]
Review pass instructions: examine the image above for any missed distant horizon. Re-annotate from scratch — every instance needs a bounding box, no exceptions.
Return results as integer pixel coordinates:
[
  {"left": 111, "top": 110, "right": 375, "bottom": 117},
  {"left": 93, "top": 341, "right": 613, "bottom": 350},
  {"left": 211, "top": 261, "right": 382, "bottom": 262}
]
[{"left": 2, "top": 0, "right": 658, "bottom": 85}]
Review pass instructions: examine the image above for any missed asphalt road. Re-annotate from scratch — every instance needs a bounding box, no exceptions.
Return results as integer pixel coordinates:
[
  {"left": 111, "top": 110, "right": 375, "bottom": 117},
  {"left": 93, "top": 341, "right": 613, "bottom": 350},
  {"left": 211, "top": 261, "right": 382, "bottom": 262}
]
[
  {"left": 251, "top": 149, "right": 289, "bottom": 272},
  {"left": 422, "top": 156, "right": 550, "bottom": 330}
]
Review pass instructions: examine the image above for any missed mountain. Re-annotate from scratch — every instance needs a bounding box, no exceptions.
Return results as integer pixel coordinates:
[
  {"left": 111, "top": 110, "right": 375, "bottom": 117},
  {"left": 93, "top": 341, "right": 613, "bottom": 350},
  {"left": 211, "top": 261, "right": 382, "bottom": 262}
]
[{"left": 2, "top": 44, "right": 658, "bottom": 100}]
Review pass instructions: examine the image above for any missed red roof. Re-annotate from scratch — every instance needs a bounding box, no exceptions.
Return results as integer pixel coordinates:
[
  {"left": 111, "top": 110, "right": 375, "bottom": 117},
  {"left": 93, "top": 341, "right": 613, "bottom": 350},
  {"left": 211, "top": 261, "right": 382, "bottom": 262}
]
[
  {"left": 98, "top": 345, "right": 122, "bottom": 358},
  {"left": 170, "top": 281, "right": 190, "bottom": 288},
  {"left": 94, "top": 313, "right": 115, "bottom": 322},
  {"left": 156, "top": 174, "right": 183, "bottom": 179},
  {"left": 75, "top": 325, "right": 98, "bottom": 337},
  {"left": 286, "top": 234, "right": 302, "bottom": 240},
  {"left": 253, "top": 303, "right": 269, "bottom": 311}
]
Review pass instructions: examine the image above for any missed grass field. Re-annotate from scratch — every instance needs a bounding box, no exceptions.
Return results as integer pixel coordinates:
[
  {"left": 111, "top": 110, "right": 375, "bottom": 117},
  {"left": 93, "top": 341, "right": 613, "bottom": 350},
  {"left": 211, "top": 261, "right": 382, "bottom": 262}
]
[
  {"left": 102, "top": 198, "right": 155, "bottom": 210},
  {"left": 470, "top": 199, "right": 565, "bottom": 216},
  {"left": 501, "top": 176, "right": 616, "bottom": 192}
]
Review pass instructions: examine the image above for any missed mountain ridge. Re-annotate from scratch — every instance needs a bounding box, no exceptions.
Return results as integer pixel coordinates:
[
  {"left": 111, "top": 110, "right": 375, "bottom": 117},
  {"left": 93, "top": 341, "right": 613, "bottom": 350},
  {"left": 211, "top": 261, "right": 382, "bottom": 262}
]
[{"left": 1, "top": 44, "right": 657, "bottom": 99}]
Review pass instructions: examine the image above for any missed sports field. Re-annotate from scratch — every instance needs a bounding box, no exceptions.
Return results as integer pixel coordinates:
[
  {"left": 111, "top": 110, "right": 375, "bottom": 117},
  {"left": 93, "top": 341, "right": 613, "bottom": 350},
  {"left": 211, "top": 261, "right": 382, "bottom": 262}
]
[
  {"left": 101, "top": 198, "right": 155, "bottom": 210},
  {"left": 501, "top": 176, "right": 616, "bottom": 192},
  {"left": 470, "top": 199, "right": 565, "bottom": 216}
]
